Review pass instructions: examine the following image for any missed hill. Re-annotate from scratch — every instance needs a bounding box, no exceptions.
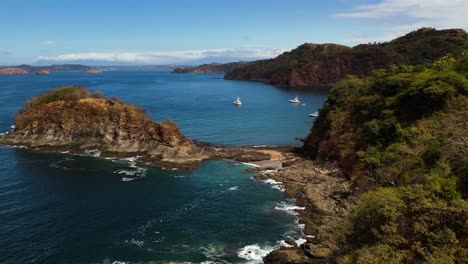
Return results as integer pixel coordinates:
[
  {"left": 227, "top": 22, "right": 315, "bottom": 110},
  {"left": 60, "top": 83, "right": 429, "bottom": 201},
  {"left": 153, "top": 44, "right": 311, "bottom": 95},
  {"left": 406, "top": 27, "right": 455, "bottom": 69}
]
[
  {"left": 225, "top": 28, "right": 468, "bottom": 88},
  {"left": 302, "top": 53, "right": 468, "bottom": 262},
  {"left": 172, "top": 62, "right": 247, "bottom": 74}
]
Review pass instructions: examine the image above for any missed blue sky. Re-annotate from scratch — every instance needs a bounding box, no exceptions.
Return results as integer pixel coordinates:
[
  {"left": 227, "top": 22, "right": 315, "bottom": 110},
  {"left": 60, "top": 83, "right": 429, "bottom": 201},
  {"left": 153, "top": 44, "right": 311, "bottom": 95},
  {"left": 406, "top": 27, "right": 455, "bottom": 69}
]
[{"left": 1, "top": 0, "right": 467, "bottom": 65}]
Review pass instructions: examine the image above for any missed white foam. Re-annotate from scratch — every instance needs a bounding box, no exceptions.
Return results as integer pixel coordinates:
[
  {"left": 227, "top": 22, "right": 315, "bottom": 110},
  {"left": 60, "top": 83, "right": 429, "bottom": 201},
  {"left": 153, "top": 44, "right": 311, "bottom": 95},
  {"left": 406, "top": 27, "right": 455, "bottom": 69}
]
[
  {"left": 274, "top": 201, "right": 305, "bottom": 215},
  {"left": 10, "top": 125, "right": 15, "bottom": 130},
  {"left": 121, "top": 156, "right": 139, "bottom": 162},
  {"left": 125, "top": 238, "right": 144, "bottom": 247},
  {"left": 278, "top": 240, "right": 294, "bottom": 248},
  {"left": 242, "top": 162, "right": 261, "bottom": 167},
  {"left": 263, "top": 179, "right": 282, "bottom": 185},
  {"left": 122, "top": 177, "right": 139, "bottom": 182},
  {"left": 237, "top": 244, "right": 275, "bottom": 261},
  {"left": 271, "top": 185, "right": 286, "bottom": 192},
  {"left": 295, "top": 238, "right": 307, "bottom": 246},
  {"left": 227, "top": 186, "right": 239, "bottom": 191},
  {"left": 200, "top": 244, "right": 226, "bottom": 262},
  {"left": 174, "top": 175, "right": 186, "bottom": 178},
  {"left": 84, "top": 149, "right": 101, "bottom": 157}
]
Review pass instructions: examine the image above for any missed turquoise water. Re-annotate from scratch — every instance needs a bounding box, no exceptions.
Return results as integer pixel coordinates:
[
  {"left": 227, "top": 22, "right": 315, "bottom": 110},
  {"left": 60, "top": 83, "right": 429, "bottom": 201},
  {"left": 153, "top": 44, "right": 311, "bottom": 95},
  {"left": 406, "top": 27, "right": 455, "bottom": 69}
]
[{"left": 0, "top": 72, "right": 325, "bottom": 263}]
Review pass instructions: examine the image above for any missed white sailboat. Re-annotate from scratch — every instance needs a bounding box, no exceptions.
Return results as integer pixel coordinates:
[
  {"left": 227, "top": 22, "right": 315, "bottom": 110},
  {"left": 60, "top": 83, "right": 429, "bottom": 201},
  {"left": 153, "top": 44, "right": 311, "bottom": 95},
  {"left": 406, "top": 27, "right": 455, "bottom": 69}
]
[
  {"left": 289, "top": 96, "right": 300, "bottom": 103},
  {"left": 233, "top": 96, "right": 242, "bottom": 105},
  {"left": 309, "top": 111, "right": 319, "bottom": 117}
]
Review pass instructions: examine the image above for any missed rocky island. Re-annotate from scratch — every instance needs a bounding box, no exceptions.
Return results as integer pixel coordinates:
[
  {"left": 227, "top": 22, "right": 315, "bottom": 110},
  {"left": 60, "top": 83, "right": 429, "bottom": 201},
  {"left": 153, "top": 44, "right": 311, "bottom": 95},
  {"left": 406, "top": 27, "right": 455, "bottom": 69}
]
[
  {"left": 86, "top": 69, "right": 102, "bottom": 74},
  {"left": 36, "top": 69, "right": 50, "bottom": 74},
  {"left": 0, "top": 67, "right": 28, "bottom": 75},
  {"left": 0, "top": 86, "right": 210, "bottom": 169}
]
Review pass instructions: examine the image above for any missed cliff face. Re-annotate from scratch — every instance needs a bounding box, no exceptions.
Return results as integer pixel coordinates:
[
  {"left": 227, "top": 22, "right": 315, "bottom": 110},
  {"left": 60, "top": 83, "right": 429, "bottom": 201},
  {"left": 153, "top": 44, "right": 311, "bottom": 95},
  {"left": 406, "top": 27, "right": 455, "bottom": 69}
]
[
  {"left": 0, "top": 86, "right": 207, "bottom": 168},
  {"left": 0, "top": 68, "right": 28, "bottom": 75},
  {"left": 172, "top": 62, "right": 247, "bottom": 74},
  {"left": 225, "top": 28, "right": 468, "bottom": 88}
]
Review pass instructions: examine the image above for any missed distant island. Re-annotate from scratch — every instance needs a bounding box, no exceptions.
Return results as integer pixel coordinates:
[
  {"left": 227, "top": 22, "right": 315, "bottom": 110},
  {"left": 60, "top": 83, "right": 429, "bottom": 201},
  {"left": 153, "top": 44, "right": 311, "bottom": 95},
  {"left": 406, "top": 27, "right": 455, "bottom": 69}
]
[
  {"left": 35, "top": 69, "right": 50, "bottom": 74},
  {"left": 85, "top": 69, "right": 101, "bottom": 74},
  {"left": 0, "top": 68, "right": 28, "bottom": 75},
  {"left": 172, "top": 62, "right": 248, "bottom": 74},
  {"left": 223, "top": 28, "right": 468, "bottom": 88}
]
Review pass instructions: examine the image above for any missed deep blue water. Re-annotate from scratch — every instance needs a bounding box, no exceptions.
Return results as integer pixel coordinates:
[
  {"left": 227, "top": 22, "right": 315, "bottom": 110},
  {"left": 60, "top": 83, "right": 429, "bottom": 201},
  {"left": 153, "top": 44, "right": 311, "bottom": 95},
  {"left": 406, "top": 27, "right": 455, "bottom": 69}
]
[
  {"left": 0, "top": 72, "right": 326, "bottom": 263},
  {"left": 0, "top": 71, "right": 325, "bottom": 146}
]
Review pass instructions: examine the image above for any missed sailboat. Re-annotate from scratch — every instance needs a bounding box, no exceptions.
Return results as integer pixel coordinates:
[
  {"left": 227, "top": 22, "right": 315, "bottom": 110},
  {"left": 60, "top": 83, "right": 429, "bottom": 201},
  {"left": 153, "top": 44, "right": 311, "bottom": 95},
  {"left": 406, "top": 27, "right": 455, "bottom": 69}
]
[
  {"left": 233, "top": 96, "right": 242, "bottom": 105},
  {"left": 288, "top": 96, "right": 300, "bottom": 103},
  {"left": 309, "top": 111, "right": 319, "bottom": 117}
]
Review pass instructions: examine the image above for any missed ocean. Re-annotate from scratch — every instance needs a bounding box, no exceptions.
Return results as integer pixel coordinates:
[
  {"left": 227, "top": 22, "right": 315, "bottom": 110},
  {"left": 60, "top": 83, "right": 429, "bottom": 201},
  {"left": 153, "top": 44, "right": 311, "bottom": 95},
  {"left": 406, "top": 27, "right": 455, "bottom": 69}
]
[{"left": 0, "top": 71, "right": 326, "bottom": 263}]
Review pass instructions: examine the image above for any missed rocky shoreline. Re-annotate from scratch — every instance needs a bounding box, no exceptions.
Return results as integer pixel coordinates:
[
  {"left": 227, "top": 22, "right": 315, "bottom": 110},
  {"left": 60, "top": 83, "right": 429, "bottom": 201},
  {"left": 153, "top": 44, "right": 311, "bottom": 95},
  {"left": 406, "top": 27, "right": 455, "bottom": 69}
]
[{"left": 248, "top": 150, "right": 356, "bottom": 264}]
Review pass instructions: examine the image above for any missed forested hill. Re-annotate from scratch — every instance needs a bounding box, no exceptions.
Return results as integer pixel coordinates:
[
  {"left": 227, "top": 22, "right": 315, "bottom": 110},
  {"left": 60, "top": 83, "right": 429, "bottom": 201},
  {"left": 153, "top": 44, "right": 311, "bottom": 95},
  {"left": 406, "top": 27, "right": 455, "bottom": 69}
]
[
  {"left": 224, "top": 28, "right": 468, "bottom": 88},
  {"left": 172, "top": 62, "right": 247, "bottom": 74},
  {"left": 303, "top": 52, "right": 468, "bottom": 262}
]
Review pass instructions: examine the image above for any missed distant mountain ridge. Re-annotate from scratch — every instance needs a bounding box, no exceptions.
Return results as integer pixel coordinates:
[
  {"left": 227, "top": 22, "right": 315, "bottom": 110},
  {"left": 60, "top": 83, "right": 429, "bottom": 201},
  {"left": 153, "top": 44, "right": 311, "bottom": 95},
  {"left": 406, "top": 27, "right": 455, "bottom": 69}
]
[
  {"left": 224, "top": 28, "right": 468, "bottom": 88},
  {"left": 0, "top": 64, "right": 92, "bottom": 72},
  {"left": 172, "top": 62, "right": 248, "bottom": 74}
]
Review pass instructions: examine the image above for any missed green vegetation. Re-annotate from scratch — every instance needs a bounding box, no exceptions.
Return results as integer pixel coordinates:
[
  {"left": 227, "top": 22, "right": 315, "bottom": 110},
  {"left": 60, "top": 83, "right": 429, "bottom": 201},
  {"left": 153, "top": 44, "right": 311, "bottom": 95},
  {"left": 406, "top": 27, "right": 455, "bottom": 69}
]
[
  {"left": 304, "top": 53, "right": 468, "bottom": 263},
  {"left": 29, "top": 86, "right": 92, "bottom": 105}
]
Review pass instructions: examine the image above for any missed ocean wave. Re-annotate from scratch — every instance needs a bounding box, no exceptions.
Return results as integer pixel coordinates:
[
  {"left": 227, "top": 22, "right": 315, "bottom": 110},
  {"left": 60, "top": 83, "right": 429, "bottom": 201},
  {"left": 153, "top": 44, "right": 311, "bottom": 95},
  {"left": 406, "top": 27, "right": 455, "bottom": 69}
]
[
  {"left": 124, "top": 238, "right": 144, "bottom": 247},
  {"left": 256, "top": 178, "right": 285, "bottom": 192},
  {"left": 200, "top": 244, "right": 229, "bottom": 263},
  {"left": 227, "top": 186, "right": 239, "bottom": 191},
  {"left": 274, "top": 201, "right": 305, "bottom": 215},
  {"left": 237, "top": 244, "right": 276, "bottom": 262},
  {"left": 295, "top": 238, "right": 307, "bottom": 246},
  {"left": 114, "top": 160, "right": 147, "bottom": 181},
  {"left": 49, "top": 158, "right": 74, "bottom": 171},
  {"left": 84, "top": 149, "right": 101, "bottom": 157}
]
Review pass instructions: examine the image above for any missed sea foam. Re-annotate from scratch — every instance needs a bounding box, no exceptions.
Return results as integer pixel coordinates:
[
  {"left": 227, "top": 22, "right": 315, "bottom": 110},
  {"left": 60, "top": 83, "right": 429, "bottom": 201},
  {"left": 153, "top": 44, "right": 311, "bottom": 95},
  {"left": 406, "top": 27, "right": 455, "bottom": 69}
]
[{"left": 237, "top": 244, "right": 276, "bottom": 262}]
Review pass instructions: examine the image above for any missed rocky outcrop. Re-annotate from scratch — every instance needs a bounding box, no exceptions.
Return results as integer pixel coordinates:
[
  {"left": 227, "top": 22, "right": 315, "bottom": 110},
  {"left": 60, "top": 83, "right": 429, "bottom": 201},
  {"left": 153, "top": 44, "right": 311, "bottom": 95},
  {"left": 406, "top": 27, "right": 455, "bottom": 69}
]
[
  {"left": 0, "top": 68, "right": 28, "bottom": 75},
  {"left": 225, "top": 28, "right": 468, "bottom": 88},
  {"left": 0, "top": 86, "right": 209, "bottom": 169},
  {"left": 172, "top": 62, "right": 247, "bottom": 74}
]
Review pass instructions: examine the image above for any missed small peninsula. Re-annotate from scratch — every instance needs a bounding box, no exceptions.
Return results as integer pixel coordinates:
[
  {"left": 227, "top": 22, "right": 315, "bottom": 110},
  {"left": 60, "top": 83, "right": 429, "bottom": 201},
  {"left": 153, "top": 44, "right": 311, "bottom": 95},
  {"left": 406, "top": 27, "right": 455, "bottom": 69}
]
[{"left": 0, "top": 68, "right": 28, "bottom": 75}]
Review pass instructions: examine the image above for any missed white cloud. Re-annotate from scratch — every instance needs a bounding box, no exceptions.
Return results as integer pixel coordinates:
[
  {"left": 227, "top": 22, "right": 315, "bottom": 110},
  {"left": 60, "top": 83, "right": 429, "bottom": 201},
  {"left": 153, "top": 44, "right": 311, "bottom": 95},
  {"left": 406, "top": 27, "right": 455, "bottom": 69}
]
[
  {"left": 35, "top": 48, "right": 288, "bottom": 64},
  {"left": 334, "top": 0, "right": 468, "bottom": 43}
]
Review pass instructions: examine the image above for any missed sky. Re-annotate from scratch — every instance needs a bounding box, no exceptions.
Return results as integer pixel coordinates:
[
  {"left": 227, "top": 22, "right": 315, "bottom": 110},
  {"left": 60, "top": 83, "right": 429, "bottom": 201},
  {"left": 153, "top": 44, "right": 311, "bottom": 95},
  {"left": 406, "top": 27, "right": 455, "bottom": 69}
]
[{"left": 0, "top": 0, "right": 467, "bottom": 65}]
